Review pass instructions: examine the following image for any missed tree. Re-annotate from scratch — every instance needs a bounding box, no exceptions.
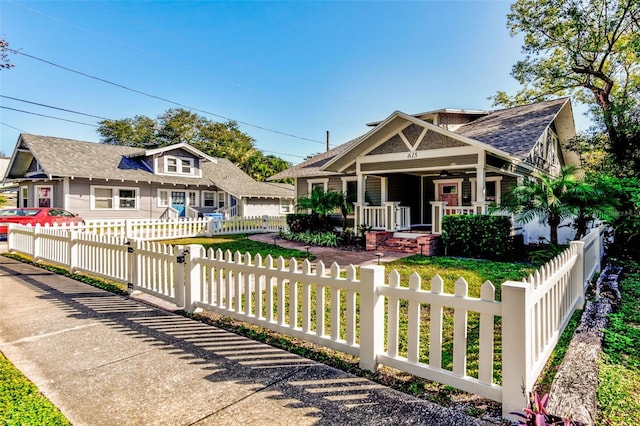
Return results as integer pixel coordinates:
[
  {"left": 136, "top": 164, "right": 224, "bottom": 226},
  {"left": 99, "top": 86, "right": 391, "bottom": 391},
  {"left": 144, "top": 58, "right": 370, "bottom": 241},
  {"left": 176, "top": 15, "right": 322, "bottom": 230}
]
[
  {"left": 1, "top": 37, "right": 15, "bottom": 70},
  {"left": 97, "top": 108, "right": 290, "bottom": 181},
  {"left": 296, "top": 187, "right": 345, "bottom": 217},
  {"left": 496, "top": 166, "right": 584, "bottom": 245},
  {"left": 494, "top": 0, "right": 640, "bottom": 173}
]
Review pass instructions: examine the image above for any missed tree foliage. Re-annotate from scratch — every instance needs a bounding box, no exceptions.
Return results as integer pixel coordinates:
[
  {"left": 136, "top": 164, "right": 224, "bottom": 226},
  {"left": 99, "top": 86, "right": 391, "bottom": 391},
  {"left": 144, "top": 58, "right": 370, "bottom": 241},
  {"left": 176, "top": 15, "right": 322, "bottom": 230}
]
[
  {"left": 0, "top": 37, "right": 15, "bottom": 70},
  {"left": 495, "top": 165, "right": 618, "bottom": 244},
  {"left": 494, "top": 0, "right": 640, "bottom": 174},
  {"left": 296, "top": 187, "right": 345, "bottom": 217},
  {"left": 97, "top": 108, "right": 290, "bottom": 182}
]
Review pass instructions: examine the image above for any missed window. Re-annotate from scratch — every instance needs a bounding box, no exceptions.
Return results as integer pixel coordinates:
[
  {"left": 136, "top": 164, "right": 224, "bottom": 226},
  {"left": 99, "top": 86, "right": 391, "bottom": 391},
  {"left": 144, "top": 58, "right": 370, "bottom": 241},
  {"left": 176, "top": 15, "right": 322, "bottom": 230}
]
[
  {"left": 119, "top": 189, "right": 136, "bottom": 208},
  {"left": 442, "top": 185, "right": 457, "bottom": 194},
  {"left": 158, "top": 190, "right": 169, "bottom": 207},
  {"left": 188, "top": 191, "right": 198, "bottom": 207},
  {"left": 92, "top": 186, "right": 138, "bottom": 210},
  {"left": 308, "top": 178, "right": 329, "bottom": 195},
  {"left": 470, "top": 177, "right": 502, "bottom": 204},
  {"left": 202, "top": 191, "right": 215, "bottom": 207},
  {"left": 35, "top": 185, "right": 53, "bottom": 208},
  {"left": 94, "top": 188, "right": 113, "bottom": 209},
  {"left": 217, "top": 192, "right": 226, "bottom": 208},
  {"left": 20, "top": 186, "right": 28, "bottom": 208},
  {"left": 280, "top": 199, "right": 292, "bottom": 214},
  {"left": 485, "top": 181, "right": 497, "bottom": 202},
  {"left": 164, "top": 156, "right": 194, "bottom": 175}
]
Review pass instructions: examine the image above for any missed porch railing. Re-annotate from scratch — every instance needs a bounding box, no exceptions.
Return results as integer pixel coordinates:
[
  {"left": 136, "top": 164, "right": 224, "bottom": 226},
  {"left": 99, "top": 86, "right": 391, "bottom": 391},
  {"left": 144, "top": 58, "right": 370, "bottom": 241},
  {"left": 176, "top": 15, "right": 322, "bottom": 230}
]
[
  {"left": 430, "top": 201, "right": 491, "bottom": 233},
  {"left": 355, "top": 202, "right": 411, "bottom": 231}
]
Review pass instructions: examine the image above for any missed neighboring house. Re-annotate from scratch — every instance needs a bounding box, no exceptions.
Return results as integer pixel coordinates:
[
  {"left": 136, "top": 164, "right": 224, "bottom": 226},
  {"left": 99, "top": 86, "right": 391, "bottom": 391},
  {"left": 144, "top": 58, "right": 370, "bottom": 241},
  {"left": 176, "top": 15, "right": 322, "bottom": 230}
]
[
  {"left": 3, "top": 134, "right": 294, "bottom": 220},
  {"left": 0, "top": 157, "right": 18, "bottom": 206},
  {"left": 269, "top": 98, "right": 579, "bottom": 242}
]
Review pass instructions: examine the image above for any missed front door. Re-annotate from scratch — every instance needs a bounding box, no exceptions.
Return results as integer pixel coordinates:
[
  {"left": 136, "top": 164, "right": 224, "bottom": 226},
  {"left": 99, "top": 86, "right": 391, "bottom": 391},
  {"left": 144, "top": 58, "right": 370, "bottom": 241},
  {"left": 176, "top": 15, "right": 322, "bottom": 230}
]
[
  {"left": 438, "top": 183, "right": 459, "bottom": 206},
  {"left": 171, "top": 191, "right": 186, "bottom": 217}
]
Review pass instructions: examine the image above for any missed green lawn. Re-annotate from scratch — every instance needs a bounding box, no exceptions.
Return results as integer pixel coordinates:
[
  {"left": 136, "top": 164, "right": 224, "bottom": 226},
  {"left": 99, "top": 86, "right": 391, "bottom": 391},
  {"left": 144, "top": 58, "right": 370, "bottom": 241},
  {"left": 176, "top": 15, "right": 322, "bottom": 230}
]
[
  {"left": 159, "top": 234, "right": 314, "bottom": 261},
  {"left": 0, "top": 351, "right": 70, "bottom": 425},
  {"left": 598, "top": 262, "right": 640, "bottom": 425}
]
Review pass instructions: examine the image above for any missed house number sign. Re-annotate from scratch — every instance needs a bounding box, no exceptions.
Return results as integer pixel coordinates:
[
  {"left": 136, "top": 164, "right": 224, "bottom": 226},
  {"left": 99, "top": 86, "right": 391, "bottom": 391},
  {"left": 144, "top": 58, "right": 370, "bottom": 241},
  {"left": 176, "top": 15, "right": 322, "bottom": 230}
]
[{"left": 406, "top": 152, "right": 418, "bottom": 159}]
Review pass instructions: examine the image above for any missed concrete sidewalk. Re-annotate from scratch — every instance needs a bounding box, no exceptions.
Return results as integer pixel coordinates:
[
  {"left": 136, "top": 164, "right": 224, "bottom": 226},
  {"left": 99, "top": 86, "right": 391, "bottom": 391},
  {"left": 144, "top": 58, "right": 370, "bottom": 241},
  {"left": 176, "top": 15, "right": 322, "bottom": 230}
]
[{"left": 0, "top": 257, "right": 489, "bottom": 425}]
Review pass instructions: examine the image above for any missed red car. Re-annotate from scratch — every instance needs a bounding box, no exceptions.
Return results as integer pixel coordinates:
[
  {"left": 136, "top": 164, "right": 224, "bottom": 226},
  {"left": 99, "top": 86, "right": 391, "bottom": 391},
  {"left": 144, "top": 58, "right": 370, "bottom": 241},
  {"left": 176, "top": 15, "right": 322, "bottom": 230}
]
[{"left": 0, "top": 208, "right": 84, "bottom": 237}]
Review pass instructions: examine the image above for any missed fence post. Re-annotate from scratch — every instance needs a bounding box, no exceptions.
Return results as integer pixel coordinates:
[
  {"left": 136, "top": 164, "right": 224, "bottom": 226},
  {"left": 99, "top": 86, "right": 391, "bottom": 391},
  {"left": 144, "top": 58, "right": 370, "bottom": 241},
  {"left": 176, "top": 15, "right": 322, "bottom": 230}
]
[
  {"left": 262, "top": 215, "right": 268, "bottom": 231},
  {"left": 126, "top": 240, "right": 136, "bottom": 295},
  {"left": 33, "top": 225, "right": 42, "bottom": 262},
  {"left": 570, "top": 240, "right": 586, "bottom": 309},
  {"left": 206, "top": 218, "right": 214, "bottom": 237},
  {"left": 183, "top": 244, "right": 203, "bottom": 314},
  {"left": 359, "top": 265, "right": 385, "bottom": 371},
  {"left": 174, "top": 244, "right": 186, "bottom": 308},
  {"left": 68, "top": 231, "right": 78, "bottom": 274},
  {"left": 501, "top": 280, "right": 531, "bottom": 421}
]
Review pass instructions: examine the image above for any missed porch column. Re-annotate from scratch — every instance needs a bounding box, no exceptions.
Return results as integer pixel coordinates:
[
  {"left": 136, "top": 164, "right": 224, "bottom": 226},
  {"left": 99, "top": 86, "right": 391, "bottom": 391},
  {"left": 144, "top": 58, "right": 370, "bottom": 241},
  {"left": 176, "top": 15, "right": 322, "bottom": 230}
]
[
  {"left": 476, "top": 153, "right": 486, "bottom": 204},
  {"left": 357, "top": 174, "right": 366, "bottom": 203},
  {"left": 472, "top": 202, "right": 490, "bottom": 215},
  {"left": 354, "top": 202, "right": 368, "bottom": 229},
  {"left": 430, "top": 201, "right": 446, "bottom": 234},
  {"left": 384, "top": 202, "right": 400, "bottom": 231}
]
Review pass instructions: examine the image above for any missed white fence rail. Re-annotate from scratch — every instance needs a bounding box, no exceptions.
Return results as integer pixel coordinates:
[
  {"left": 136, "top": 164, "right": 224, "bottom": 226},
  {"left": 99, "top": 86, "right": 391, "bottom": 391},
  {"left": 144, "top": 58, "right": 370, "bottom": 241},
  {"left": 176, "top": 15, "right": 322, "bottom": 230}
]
[
  {"left": 6, "top": 225, "right": 604, "bottom": 421},
  {"left": 7, "top": 216, "right": 287, "bottom": 244}
]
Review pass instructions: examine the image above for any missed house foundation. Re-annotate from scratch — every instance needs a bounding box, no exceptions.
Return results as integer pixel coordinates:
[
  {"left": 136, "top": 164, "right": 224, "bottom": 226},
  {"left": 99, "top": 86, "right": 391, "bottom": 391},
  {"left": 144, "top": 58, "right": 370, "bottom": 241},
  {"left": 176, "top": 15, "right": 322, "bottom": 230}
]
[{"left": 366, "top": 231, "right": 442, "bottom": 256}]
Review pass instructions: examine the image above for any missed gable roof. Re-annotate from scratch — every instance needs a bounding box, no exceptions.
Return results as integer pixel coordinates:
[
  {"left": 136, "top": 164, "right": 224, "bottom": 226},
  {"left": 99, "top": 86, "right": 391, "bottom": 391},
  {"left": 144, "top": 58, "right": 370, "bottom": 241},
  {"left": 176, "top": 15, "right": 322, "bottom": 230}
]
[
  {"left": 454, "top": 97, "right": 570, "bottom": 159},
  {"left": 6, "top": 134, "right": 293, "bottom": 199},
  {"left": 269, "top": 97, "right": 575, "bottom": 180},
  {"left": 134, "top": 142, "right": 218, "bottom": 164},
  {"left": 268, "top": 137, "right": 363, "bottom": 180}
]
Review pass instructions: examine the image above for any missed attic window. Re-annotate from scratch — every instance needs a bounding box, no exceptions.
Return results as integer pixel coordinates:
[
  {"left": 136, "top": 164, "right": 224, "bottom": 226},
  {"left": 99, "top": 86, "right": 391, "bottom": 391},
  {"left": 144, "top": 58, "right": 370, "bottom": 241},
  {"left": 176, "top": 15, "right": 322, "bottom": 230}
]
[{"left": 165, "top": 156, "right": 194, "bottom": 175}]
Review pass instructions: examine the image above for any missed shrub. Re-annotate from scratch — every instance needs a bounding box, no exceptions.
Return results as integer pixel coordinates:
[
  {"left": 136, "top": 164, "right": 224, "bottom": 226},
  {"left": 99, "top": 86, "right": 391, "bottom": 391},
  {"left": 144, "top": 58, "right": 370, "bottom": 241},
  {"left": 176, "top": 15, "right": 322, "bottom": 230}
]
[
  {"left": 441, "top": 215, "right": 512, "bottom": 260},
  {"left": 281, "top": 230, "right": 339, "bottom": 247},
  {"left": 285, "top": 213, "right": 332, "bottom": 233}
]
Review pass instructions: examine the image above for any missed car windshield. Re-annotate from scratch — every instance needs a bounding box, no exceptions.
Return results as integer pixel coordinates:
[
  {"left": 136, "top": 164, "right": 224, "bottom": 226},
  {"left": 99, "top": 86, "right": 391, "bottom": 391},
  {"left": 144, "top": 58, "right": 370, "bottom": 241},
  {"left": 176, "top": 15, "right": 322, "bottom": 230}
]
[{"left": 0, "top": 209, "right": 41, "bottom": 217}]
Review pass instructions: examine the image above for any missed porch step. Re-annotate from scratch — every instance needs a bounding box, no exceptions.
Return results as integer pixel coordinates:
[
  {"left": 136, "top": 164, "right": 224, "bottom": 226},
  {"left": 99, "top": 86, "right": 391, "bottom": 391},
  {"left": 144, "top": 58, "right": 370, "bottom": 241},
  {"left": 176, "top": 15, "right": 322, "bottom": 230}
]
[{"left": 366, "top": 231, "right": 442, "bottom": 256}]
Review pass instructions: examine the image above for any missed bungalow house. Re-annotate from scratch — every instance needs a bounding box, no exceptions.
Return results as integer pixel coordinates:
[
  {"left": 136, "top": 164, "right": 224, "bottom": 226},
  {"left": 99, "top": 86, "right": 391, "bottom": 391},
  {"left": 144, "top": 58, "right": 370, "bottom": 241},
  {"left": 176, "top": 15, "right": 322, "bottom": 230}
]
[
  {"left": 269, "top": 97, "right": 580, "bottom": 247},
  {"left": 2, "top": 134, "right": 295, "bottom": 220}
]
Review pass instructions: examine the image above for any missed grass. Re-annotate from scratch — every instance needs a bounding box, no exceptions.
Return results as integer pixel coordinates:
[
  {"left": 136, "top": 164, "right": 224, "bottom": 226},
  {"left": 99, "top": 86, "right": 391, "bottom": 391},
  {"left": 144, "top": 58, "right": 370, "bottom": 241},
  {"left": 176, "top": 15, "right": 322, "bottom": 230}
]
[
  {"left": 158, "top": 234, "right": 314, "bottom": 261},
  {"left": 0, "top": 351, "right": 70, "bottom": 425},
  {"left": 597, "top": 261, "right": 640, "bottom": 425}
]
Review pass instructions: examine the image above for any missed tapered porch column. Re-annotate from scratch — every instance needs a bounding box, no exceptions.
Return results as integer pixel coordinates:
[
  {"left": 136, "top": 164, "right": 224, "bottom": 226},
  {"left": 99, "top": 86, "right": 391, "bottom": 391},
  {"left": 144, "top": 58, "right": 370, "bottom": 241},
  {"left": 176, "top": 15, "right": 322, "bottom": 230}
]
[
  {"left": 354, "top": 173, "right": 368, "bottom": 229},
  {"left": 354, "top": 202, "right": 368, "bottom": 229},
  {"left": 430, "top": 201, "right": 447, "bottom": 234},
  {"left": 476, "top": 154, "right": 486, "bottom": 204}
]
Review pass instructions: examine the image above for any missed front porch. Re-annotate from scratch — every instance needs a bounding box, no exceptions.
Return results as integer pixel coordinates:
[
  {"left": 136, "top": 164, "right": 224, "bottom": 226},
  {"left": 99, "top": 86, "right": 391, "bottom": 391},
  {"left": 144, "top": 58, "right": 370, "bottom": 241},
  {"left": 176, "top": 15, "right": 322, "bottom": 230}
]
[{"left": 354, "top": 200, "right": 492, "bottom": 234}]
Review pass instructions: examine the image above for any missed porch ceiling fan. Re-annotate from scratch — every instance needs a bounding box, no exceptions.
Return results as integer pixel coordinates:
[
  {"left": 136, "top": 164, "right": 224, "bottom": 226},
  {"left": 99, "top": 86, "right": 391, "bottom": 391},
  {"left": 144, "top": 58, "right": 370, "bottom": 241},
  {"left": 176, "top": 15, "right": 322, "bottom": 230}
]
[{"left": 437, "top": 169, "right": 468, "bottom": 177}]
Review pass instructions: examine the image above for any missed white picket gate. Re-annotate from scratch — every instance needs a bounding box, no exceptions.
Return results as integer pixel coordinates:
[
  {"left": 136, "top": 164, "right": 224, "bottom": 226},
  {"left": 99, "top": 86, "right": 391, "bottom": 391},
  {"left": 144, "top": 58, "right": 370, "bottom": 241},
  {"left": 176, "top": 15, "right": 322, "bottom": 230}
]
[{"left": 6, "top": 223, "right": 604, "bottom": 421}]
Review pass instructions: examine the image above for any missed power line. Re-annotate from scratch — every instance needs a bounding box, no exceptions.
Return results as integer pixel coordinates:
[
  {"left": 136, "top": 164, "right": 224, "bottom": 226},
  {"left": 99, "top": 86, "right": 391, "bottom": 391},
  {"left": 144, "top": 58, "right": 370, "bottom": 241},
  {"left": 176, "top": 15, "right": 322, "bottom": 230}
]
[
  {"left": 0, "top": 121, "right": 26, "bottom": 132},
  {"left": 1, "top": 105, "right": 305, "bottom": 159},
  {"left": 0, "top": 95, "right": 110, "bottom": 120},
  {"left": 0, "top": 107, "right": 98, "bottom": 127},
  {"left": 10, "top": 49, "right": 328, "bottom": 146}
]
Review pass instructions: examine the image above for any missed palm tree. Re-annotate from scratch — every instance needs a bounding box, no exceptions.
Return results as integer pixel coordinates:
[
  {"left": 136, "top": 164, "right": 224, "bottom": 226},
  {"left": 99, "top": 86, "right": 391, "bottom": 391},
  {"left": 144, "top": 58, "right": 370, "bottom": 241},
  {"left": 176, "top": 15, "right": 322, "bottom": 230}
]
[
  {"left": 296, "top": 187, "right": 345, "bottom": 217},
  {"left": 497, "top": 166, "right": 580, "bottom": 245},
  {"left": 564, "top": 175, "right": 619, "bottom": 240}
]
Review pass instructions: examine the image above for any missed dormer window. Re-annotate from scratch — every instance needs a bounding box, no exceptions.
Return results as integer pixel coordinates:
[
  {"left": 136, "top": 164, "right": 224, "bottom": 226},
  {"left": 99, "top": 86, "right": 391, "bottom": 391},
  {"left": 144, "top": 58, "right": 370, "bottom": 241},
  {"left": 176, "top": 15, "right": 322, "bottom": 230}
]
[{"left": 165, "top": 156, "right": 194, "bottom": 175}]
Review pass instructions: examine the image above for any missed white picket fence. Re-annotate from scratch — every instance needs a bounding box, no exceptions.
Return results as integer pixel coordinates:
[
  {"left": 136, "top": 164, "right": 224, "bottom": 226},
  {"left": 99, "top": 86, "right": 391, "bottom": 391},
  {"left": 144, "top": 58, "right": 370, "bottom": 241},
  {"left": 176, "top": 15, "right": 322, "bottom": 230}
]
[
  {"left": 7, "top": 216, "right": 287, "bottom": 244},
  {"left": 5, "top": 223, "right": 604, "bottom": 421}
]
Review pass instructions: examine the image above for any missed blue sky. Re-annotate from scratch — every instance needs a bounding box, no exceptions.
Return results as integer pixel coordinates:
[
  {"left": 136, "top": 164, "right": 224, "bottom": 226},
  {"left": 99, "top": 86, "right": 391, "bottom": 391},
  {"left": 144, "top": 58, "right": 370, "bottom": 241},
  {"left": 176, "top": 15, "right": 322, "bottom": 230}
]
[{"left": 0, "top": 1, "right": 591, "bottom": 164}]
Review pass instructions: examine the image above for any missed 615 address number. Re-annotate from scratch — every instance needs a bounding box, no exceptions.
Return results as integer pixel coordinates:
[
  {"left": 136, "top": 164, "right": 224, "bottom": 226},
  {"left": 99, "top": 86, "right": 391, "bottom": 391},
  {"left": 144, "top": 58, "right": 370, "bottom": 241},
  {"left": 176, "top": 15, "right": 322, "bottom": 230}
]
[{"left": 407, "top": 152, "right": 418, "bottom": 159}]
